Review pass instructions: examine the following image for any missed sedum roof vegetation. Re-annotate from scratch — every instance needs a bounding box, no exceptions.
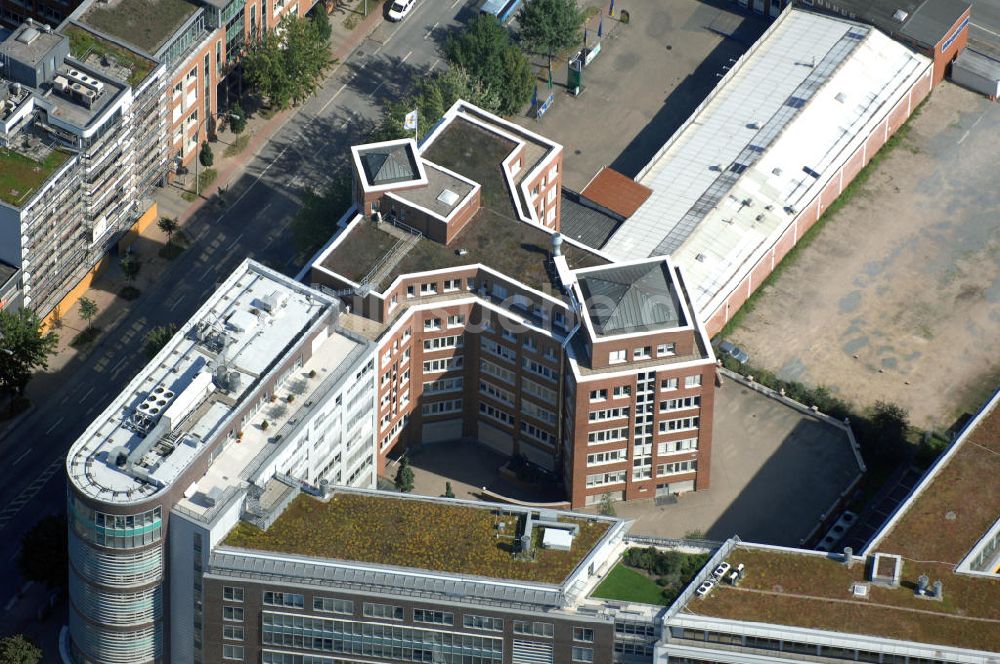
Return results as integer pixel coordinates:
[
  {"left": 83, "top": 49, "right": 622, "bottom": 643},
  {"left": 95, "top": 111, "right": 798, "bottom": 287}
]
[
  {"left": 225, "top": 493, "right": 610, "bottom": 584},
  {"left": 80, "top": 0, "right": 197, "bottom": 54},
  {"left": 692, "top": 403, "right": 1000, "bottom": 654},
  {"left": 0, "top": 147, "right": 71, "bottom": 206},
  {"left": 65, "top": 25, "right": 155, "bottom": 87}
]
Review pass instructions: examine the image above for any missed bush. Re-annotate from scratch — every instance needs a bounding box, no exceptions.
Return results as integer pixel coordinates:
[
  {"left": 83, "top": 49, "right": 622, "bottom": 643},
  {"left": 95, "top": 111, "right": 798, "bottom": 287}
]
[
  {"left": 286, "top": 394, "right": 295, "bottom": 403},
  {"left": 394, "top": 457, "right": 415, "bottom": 493},
  {"left": 199, "top": 141, "right": 214, "bottom": 167},
  {"left": 261, "top": 420, "right": 269, "bottom": 431},
  {"left": 230, "top": 102, "right": 247, "bottom": 134}
]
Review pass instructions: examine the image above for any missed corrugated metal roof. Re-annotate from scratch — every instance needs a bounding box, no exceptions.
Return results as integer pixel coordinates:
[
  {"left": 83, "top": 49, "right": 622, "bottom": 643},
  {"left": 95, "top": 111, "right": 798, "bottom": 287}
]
[
  {"left": 578, "top": 262, "right": 683, "bottom": 336},
  {"left": 559, "top": 191, "right": 622, "bottom": 250},
  {"left": 599, "top": 9, "right": 931, "bottom": 317}
]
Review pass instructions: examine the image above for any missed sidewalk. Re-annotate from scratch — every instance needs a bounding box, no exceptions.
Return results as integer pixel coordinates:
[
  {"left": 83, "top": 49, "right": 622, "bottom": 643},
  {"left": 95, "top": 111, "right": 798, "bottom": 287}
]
[{"left": 11, "top": 8, "right": 388, "bottom": 418}]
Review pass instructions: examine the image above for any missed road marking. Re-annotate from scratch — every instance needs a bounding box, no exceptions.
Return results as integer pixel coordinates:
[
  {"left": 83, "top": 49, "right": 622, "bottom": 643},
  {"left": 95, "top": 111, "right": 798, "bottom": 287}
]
[
  {"left": 225, "top": 232, "right": 245, "bottom": 252},
  {"left": 110, "top": 356, "right": 127, "bottom": 373},
  {"left": 169, "top": 294, "right": 187, "bottom": 312},
  {"left": 58, "top": 394, "right": 68, "bottom": 406},
  {"left": 957, "top": 129, "right": 970, "bottom": 145},
  {"left": 451, "top": 0, "right": 462, "bottom": 8},
  {"left": 425, "top": 22, "right": 439, "bottom": 39},
  {"left": 12, "top": 448, "right": 31, "bottom": 466},
  {"left": 401, "top": 50, "right": 413, "bottom": 63},
  {"left": 3, "top": 596, "right": 16, "bottom": 612},
  {"left": 428, "top": 58, "right": 441, "bottom": 73},
  {"left": 372, "top": 81, "right": 386, "bottom": 97},
  {"left": 0, "top": 456, "right": 64, "bottom": 532},
  {"left": 199, "top": 263, "right": 216, "bottom": 281},
  {"left": 7, "top": 546, "right": 20, "bottom": 563},
  {"left": 77, "top": 386, "right": 95, "bottom": 405}
]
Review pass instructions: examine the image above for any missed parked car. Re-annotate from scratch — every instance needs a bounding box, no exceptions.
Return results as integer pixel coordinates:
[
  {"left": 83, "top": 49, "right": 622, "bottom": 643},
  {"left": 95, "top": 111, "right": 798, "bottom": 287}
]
[
  {"left": 717, "top": 340, "right": 749, "bottom": 364},
  {"left": 387, "top": 0, "right": 416, "bottom": 21}
]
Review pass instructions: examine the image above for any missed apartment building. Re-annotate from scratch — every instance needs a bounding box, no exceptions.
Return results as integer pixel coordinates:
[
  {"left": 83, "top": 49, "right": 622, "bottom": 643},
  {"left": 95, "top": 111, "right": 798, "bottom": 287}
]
[
  {"left": 0, "top": 19, "right": 165, "bottom": 314},
  {"left": 65, "top": 260, "right": 376, "bottom": 664},
  {"left": 310, "top": 101, "right": 717, "bottom": 509}
]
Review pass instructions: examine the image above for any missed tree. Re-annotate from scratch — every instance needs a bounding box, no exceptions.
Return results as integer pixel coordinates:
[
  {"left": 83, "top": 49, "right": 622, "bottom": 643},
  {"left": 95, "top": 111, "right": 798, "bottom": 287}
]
[
  {"left": 0, "top": 635, "right": 41, "bottom": 664},
  {"left": 158, "top": 216, "right": 179, "bottom": 246},
  {"left": 243, "top": 14, "right": 332, "bottom": 110},
  {"left": 394, "top": 457, "right": 414, "bottom": 493},
  {"left": 0, "top": 308, "right": 58, "bottom": 399},
  {"left": 230, "top": 101, "right": 247, "bottom": 134},
  {"left": 144, "top": 324, "right": 178, "bottom": 360},
  {"left": 78, "top": 297, "right": 98, "bottom": 330},
  {"left": 868, "top": 400, "right": 910, "bottom": 462},
  {"left": 598, "top": 492, "right": 616, "bottom": 517},
  {"left": 199, "top": 140, "right": 214, "bottom": 167},
  {"left": 120, "top": 254, "right": 140, "bottom": 285},
  {"left": 18, "top": 515, "right": 67, "bottom": 590},
  {"left": 518, "top": 0, "right": 584, "bottom": 77},
  {"left": 311, "top": 3, "right": 332, "bottom": 41},
  {"left": 443, "top": 481, "right": 455, "bottom": 498},
  {"left": 445, "top": 14, "right": 533, "bottom": 115}
]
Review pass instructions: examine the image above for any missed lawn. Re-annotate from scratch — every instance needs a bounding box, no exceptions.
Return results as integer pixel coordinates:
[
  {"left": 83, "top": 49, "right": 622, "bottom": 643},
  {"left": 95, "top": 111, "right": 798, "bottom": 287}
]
[
  {"left": 225, "top": 492, "right": 610, "bottom": 584},
  {"left": 591, "top": 563, "right": 664, "bottom": 605},
  {"left": 0, "top": 148, "right": 72, "bottom": 206},
  {"left": 65, "top": 25, "right": 154, "bottom": 87},
  {"left": 80, "top": 0, "right": 197, "bottom": 54}
]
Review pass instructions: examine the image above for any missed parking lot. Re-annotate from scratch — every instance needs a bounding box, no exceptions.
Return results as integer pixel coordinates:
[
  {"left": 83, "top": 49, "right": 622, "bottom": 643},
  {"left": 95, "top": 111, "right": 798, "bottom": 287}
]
[
  {"left": 729, "top": 83, "right": 1000, "bottom": 430},
  {"left": 512, "top": 0, "right": 768, "bottom": 189}
]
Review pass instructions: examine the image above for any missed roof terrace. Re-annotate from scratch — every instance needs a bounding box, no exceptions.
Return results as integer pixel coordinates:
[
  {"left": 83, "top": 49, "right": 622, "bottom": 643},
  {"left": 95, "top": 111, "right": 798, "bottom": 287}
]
[
  {"left": 66, "top": 261, "right": 339, "bottom": 504},
  {"left": 224, "top": 490, "right": 614, "bottom": 585},
  {"left": 684, "top": 394, "right": 1000, "bottom": 654},
  {"left": 64, "top": 24, "right": 156, "bottom": 87}
]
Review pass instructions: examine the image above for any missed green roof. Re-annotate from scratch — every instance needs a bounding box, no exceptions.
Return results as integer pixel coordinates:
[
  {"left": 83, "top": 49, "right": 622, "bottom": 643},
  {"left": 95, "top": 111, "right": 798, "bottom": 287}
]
[
  {"left": 0, "top": 147, "right": 73, "bottom": 207},
  {"left": 80, "top": 0, "right": 197, "bottom": 54},
  {"left": 65, "top": 25, "right": 156, "bottom": 87}
]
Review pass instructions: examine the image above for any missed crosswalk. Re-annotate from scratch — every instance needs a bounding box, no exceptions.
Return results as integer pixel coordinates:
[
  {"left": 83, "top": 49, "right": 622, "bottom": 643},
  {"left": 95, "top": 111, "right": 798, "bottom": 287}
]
[{"left": 0, "top": 455, "right": 65, "bottom": 532}]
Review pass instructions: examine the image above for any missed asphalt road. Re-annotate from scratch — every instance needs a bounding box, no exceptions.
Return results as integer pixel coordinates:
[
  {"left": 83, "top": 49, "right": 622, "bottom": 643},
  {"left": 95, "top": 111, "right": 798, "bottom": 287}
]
[{"left": 0, "top": 0, "right": 468, "bottom": 636}]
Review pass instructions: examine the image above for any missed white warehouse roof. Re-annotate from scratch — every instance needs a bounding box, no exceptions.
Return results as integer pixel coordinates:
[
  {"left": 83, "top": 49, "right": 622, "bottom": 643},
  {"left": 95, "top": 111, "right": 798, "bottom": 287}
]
[{"left": 600, "top": 8, "right": 932, "bottom": 317}]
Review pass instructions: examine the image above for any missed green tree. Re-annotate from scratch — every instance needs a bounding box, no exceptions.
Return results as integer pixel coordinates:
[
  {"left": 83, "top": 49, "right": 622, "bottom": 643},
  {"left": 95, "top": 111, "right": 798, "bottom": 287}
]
[
  {"left": 0, "top": 308, "right": 58, "bottom": 399},
  {"left": 18, "top": 515, "right": 67, "bottom": 590},
  {"left": 243, "top": 14, "right": 332, "bottom": 110},
  {"left": 598, "top": 492, "right": 616, "bottom": 517},
  {"left": 868, "top": 400, "right": 910, "bottom": 462},
  {"left": 120, "top": 254, "right": 140, "bottom": 285},
  {"left": 443, "top": 481, "right": 455, "bottom": 498},
  {"left": 0, "top": 635, "right": 41, "bottom": 664},
  {"left": 394, "top": 457, "right": 415, "bottom": 493},
  {"left": 78, "top": 297, "right": 98, "bottom": 330},
  {"left": 157, "top": 216, "right": 179, "bottom": 246},
  {"left": 518, "top": 0, "right": 584, "bottom": 77},
  {"left": 230, "top": 101, "right": 247, "bottom": 134},
  {"left": 144, "top": 324, "right": 178, "bottom": 360},
  {"left": 311, "top": 2, "right": 332, "bottom": 41},
  {"left": 292, "top": 169, "right": 352, "bottom": 255},
  {"left": 445, "top": 14, "right": 533, "bottom": 115},
  {"left": 199, "top": 140, "right": 214, "bottom": 167}
]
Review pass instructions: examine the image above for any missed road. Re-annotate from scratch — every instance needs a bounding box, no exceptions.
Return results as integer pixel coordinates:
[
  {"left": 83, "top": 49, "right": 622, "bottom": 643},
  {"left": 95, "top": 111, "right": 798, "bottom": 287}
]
[{"left": 0, "top": 0, "right": 468, "bottom": 641}]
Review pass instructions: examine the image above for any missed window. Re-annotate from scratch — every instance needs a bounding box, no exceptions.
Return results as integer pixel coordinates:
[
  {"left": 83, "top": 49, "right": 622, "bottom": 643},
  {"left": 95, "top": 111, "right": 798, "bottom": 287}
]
[
  {"left": 522, "top": 358, "right": 557, "bottom": 381},
  {"left": 523, "top": 379, "right": 556, "bottom": 404},
  {"left": 520, "top": 420, "right": 553, "bottom": 446},
  {"left": 464, "top": 614, "right": 504, "bottom": 632},
  {"left": 685, "top": 375, "right": 702, "bottom": 388},
  {"left": 657, "top": 460, "right": 697, "bottom": 477},
  {"left": 661, "top": 377, "right": 678, "bottom": 391},
  {"left": 522, "top": 399, "right": 556, "bottom": 426},
  {"left": 588, "top": 427, "right": 628, "bottom": 444},
  {"left": 587, "top": 449, "right": 627, "bottom": 466},
  {"left": 609, "top": 349, "right": 626, "bottom": 364},
  {"left": 263, "top": 592, "right": 304, "bottom": 608},
  {"left": 660, "top": 417, "right": 699, "bottom": 433},
  {"left": 658, "top": 437, "right": 698, "bottom": 454},
  {"left": 424, "top": 335, "right": 463, "bottom": 351},
  {"left": 223, "top": 586, "right": 243, "bottom": 602},
  {"left": 448, "top": 314, "right": 465, "bottom": 327},
  {"left": 633, "top": 346, "right": 651, "bottom": 360},
  {"left": 481, "top": 337, "right": 517, "bottom": 363},
  {"left": 422, "top": 398, "right": 462, "bottom": 416},
  {"left": 423, "top": 356, "right": 463, "bottom": 373},
  {"left": 413, "top": 609, "right": 454, "bottom": 625},
  {"left": 586, "top": 471, "right": 626, "bottom": 487},
  {"left": 443, "top": 279, "right": 460, "bottom": 291},
  {"left": 589, "top": 406, "right": 629, "bottom": 422},
  {"left": 424, "top": 376, "right": 463, "bottom": 394},
  {"left": 313, "top": 597, "right": 353, "bottom": 614},
  {"left": 424, "top": 318, "right": 441, "bottom": 331},
  {"left": 480, "top": 402, "right": 513, "bottom": 426},
  {"left": 660, "top": 396, "right": 701, "bottom": 412},
  {"left": 223, "top": 625, "right": 244, "bottom": 641},
  {"left": 481, "top": 360, "right": 515, "bottom": 385},
  {"left": 573, "top": 627, "right": 595, "bottom": 643},
  {"left": 613, "top": 385, "right": 631, "bottom": 399},
  {"left": 363, "top": 602, "right": 404, "bottom": 620},
  {"left": 223, "top": 607, "right": 244, "bottom": 622},
  {"left": 546, "top": 207, "right": 557, "bottom": 224},
  {"left": 406, "top": 285, "right": 415, "bottom": 299},
  {"left": 222, "top": 644, "right": 244, "bottom": 660},
  {"left": 513, "top": 621, "right": 554, "bottom": 637},
  {"left": 481, "top": 380, "right": 514, "bottom": 406},
  {"left": 523, "top": 336, "right": 538, "bottom": 352},
  {"left": 572, "top": 647, "right": 595, "bottom": 662},
  {"left": 657, "top": 342, "right": 676, "bottom": 357},
  {"left": 589, "top": 389, "right": 608, "bottom": 402},
  {"left": 420, "top": 282, "right": 437, "bottom": 294}
]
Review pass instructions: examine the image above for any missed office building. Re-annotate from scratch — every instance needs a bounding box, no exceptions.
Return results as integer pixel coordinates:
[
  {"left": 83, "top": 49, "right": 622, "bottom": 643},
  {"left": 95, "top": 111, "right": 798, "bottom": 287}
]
[{"left": 310, "top": 101, "right": 718, "bottom": 509}]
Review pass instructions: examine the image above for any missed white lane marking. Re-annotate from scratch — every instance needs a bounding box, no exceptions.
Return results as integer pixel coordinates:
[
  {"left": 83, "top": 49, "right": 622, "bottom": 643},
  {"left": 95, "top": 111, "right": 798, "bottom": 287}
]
[
  {"left": 110, "top": 356, "right": 127, "bottom": 373},
  {"left": 958, "top": 129, "right": 970, "bottom": 145},
  {"left": 401, "top": 50, "right": 413, "bottom": 63},
  {"left": 428, "top": 58, "right": 440, "bottom": 73},
  {"left": 12, "top": 448, "right": 32, "bottom": 466},
  {"left": 169, "top": 294, "right": 187, "bottom": 312},
  {"left": 44, "top": 417, "right": 65, "bottom": 435},
  {"left": 200, "top": 263, "right": 216, "bottom": 281},
  {"left": 58, "top": 394, "right": 68, "bottom": 406},
  {"left": 451, "top": 0, "right": 462, "bottom": 8},
  {"left": 225, "top": 232, "right": 245, "bottom": 252},
  {"left": 8, "top": 546, "right": 20, "bottom": 563},
  {"left": 77, "top": 386, "right": 95, "bottom": 405},
  {"left": 425, "top": 22, "right": 439, "bottom": 39}
]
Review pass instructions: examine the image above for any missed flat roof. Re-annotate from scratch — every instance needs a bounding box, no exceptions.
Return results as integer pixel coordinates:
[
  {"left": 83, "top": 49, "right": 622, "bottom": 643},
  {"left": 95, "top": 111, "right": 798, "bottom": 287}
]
[
  {"left": 684, "top": 393, "right": 1000, "bottom": 654},
  {"left": 559, "top": 191, "right": 622, "bottom": 250},
  {"left": 599, "top": 9, "right": 932, "bottom": 316},
  {"left": 392, "top": 161, "right": 476, "bottom": 219},
  {"left": 816, "top": 0, "right": 969, "bottom": 46},
  {"left": 223, "top": 490, "right": 614, "bottom": 584},
  {"left": 0, "top": 261, "right": 16, "bottom": 286},
  {"left": 66, "top": 261, "right": 343, "bottom": 504},
  {"left": 78, "top": 0, "right": 198, "bottom": 54},
  {"left": 0, "top": 141, "right": 74, "bottom": 207},
  {"left": 0, "top": 23, "right": 64, "bottom": 67},
  {"left": 64, "top": 24, "right": 157, "bottom": 87}
]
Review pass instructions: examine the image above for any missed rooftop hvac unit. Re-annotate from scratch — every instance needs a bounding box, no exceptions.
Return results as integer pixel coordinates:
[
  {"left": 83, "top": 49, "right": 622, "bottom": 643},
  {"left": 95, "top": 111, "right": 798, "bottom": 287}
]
[{"left": 66, "top": 68, "right": 105, "bottom": 94}]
